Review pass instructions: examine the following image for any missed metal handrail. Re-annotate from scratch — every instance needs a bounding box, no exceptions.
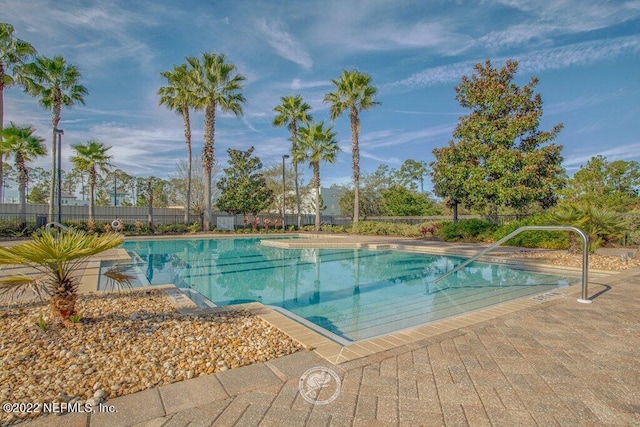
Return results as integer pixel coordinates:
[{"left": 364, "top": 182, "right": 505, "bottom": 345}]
[
  {"left": 45, "top": 221, "right": 72, "bottom": 233},
  {"left": 432, "top": 226, "right": 592, "bottom": 304}
]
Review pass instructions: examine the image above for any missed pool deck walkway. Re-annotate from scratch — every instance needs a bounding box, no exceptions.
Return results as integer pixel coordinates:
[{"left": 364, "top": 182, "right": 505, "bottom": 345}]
[{"left": 22, "top": 246, "right": 640, "bottom": 426}]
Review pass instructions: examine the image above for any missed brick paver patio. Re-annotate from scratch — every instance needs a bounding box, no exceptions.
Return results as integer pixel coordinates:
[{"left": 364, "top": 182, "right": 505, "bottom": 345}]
[{"left": 23, "top": 265, "right": 640, "bottom": 426}]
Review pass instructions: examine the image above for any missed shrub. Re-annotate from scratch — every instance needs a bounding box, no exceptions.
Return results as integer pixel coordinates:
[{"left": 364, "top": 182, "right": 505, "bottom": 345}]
[
  {"left": 436, "top": 219, "right": 496, "bottom": 242},
  {"left": 492, "top": 216, "right": 569, "bottom": 249},
  {"left": 547, "top": 203, "right": 630, "bottom": 252},
  {"left": 351, "top": 221, "right": 423, "bottom": 237},
  {"left": 420, "top": 222, "right": 440, "bottom": 238},
  {"left": 0, "top": 220, "right": 38, "bottom": 237},
  {"left": 156, "top": 223, "right": 189, "bottom": 234}
]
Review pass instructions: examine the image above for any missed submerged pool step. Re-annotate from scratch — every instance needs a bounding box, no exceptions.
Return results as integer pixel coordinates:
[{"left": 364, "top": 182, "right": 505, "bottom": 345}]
[{"left": 302, "top": 279, "right": 569, "bottom": 341}]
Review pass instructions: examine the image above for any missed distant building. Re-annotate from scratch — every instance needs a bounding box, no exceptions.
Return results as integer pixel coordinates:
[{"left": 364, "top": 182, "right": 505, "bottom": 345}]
[
  {"left": 320, "top": 187, "right": 344, "bottom": 216},
  {"left": 49, "top": 192, "right": 87, "bottom": 206}
]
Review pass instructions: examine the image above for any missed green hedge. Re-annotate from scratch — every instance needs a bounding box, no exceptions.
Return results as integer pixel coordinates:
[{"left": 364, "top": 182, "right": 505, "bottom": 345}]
[
  {"left": 351, "top": 221, "right": 425, "bottom": 237},
  {"left": 491, "top": 216, "right": 569, "bottom": 249},
  {"left": 436, "top": 219, "right": 496, "bottom": 242}
]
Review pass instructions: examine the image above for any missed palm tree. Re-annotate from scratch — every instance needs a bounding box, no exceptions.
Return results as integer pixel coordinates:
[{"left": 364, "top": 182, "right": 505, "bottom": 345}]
[
  {"left": 0, "top": 22, "right": 36, "bottom": 202},
  {"left": 186, "top": 53, "right": 246, "bottom": 231},
  {"left": 0, "top": 230, "right": 124, "bottom": 324},
  {"left": 0, "top": 122, "right": 46, "bottom": 226},
  {"left": 273, "top": 94, "right": 312, "bottom": 229},
  {"left": 158, "top": 64, "right": 196, "bottom": 225},
  {"left": 295, "top": 121, "right": 340, "bottom": 232},
  {"left": 324, "top": 69, "right": 379, "bottom": 227},
  {"left": 70, "top": 141, "right": 113, "bottom": 222},
  {"left": 17, "top": 55, "right": 88, "bottom": 220}
]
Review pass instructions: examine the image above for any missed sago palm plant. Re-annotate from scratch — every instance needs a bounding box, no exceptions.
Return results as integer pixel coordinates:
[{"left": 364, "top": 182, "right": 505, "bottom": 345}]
[
  {"left": 0, "top": 229, "right": 124, "bottom": 323},
  {"left": 548, "top": 202, "right": 629, "bottom": 252}
]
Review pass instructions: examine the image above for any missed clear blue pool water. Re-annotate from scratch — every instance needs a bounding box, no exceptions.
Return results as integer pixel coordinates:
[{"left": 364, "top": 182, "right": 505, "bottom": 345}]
[{"left": 121, "top": 237, "right": 576, "bottom": 342}]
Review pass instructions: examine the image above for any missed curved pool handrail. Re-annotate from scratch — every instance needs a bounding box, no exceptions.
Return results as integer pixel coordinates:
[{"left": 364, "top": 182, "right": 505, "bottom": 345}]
[
  {"left": 45, "top": 221, "right": 72, "bottom": 233},
  {"left": 432, "top": 225, "right": 591, "bottom": 304}
]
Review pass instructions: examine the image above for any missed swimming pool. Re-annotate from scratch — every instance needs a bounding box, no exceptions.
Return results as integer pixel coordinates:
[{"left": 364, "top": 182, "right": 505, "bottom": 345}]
[{"left": 121, "top": 237, "right": 577, "bottom": 342}]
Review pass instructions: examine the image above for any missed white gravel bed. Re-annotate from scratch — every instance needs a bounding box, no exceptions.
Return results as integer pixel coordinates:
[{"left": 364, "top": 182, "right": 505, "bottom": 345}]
[{"left": 0, "top": 290, "right": 303, "bottom": 425}]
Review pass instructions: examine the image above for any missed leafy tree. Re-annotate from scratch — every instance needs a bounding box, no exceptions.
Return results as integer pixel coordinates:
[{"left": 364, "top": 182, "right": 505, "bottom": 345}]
[
  {"left": 70, "top": 141, "right": 113, "bottom": 221},
  {"left": 17, "top": 55, "right": 88, "bottom": 219},
  {"left": 338, "top": 165, "right": 393, "bottom": 217},
  {"left": 324, "top": 69, "right": 379, "bottom": 226},
  {"left": 98, "top": 168, "right": 134, "bottom": 206},
  {"left": 0, "top": 22, "right": 36, "bottom": 203},
  {"left": 394, "top": 159, "right": 429, "bottom": 192},
  {"left": 562, "top": 155, "right": 640, "bottom": 210},
  {"left": 0, "top": 123, "right": 46, "bottom": 224},
  {"left": 431, "top": 60, "right": 565, "bottom": 220},
  {"left": 273, "top": 94, "right": 312, "bottom": 228},
  {"left": 217, "top": 146, "right": 273, "bottom": 216},
  {"left": 187, "top": 53, "right": 246, "bottom": 231},
  {"left": 158, "top": 64, "right": 197, "bottom": 225},
  {"left": 61, "top": 169, "right": 82, "bottom": 195},
  {"left": 26, "top": 166, "right": 49, "bottom": 204},
  {"left": 294, "top": 121, "right": 340, "bottom": 231},
  {"left": 261, "top": 161, "right": 301, "bottom": 216},
  {"left": 2, "top": 162, "right": 15, "bottom": 200},
  {"left": 168, "top": 156, "right": 221, "bottom": 216},
  {"left": 27, "top": 186, "right": 47, "bottom": 204},
  {"left": 132, "top": 175, "right": 168, "bottom": 209},
  {"left": 381, "top": 185, "right": 439, "bottom": 216}
]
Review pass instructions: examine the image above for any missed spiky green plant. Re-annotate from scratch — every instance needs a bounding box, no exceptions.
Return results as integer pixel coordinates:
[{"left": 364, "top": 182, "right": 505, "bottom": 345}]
[
  {"left": 548, "top": 202, "right": 630, "bottom": 252},
  {"left": 0, "top": 230, "right": 123, "bottom": 323}
]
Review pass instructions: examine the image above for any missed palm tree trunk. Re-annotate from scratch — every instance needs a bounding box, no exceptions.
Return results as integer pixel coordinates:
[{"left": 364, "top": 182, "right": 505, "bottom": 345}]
[
  {"left": 49, "top": 101, "right": 61, "bottom": 221},
  {"left": 314, "top": 163, "right": 320, "bottom": 232},
  {"left": 147, "top": 178, "right": 154, "bottom": 232},
  {"left": 290, "top": 125, "right": 301, "bottom": 229},
  {"left": 203, "top": 104, "right": 215, "bottom": 231},
  {"left": 49, "top": 128, "right": 56, "bottom": 221},
  {"left": 350, "top": 107, "right": 360, "bottom": 227},
  {"left": 0, "top": 69, "right": 5, "bottom": 204},
  {"left": 182, "top": 107, "right": 192, "bottom": 225},
  {"left": 294, "top": 161, "right": 301, "bottom": 229},
  {"left": 17, "top": 154, "right": 27, "bottom": 227},
  {"left": 88, "top": 168, "right": 97, "bottom": 222}
]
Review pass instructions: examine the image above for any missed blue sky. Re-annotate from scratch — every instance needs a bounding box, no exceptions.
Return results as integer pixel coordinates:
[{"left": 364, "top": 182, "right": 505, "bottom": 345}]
[{"left": 3, "top": 0, "right": 640, "bottom": 199}]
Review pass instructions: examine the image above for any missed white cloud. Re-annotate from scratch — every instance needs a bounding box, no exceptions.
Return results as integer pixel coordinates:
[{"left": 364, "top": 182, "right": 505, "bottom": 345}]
[
  {"left": 495, "top": 0, "right": 640, "bottom": 33},
  {"left": 288, "top": 79, "right": 332, "bottom": 90},
  {"left": 361, "top": 125, "right": 455, "bottom": 150},
  {"left": 258, "top": 18, "right": 313, "bottom": 69},
  {"left": 563, "top": 142, "right": 640, "bottom": 168},
  {"left": 515, "top": 35, "right": 640, "bottom": 74},
  {"left": 390, "top": 35, "right": 640, "bottom": 90},
  {"left": 478, "top": 24, "right": 556, "bottom": 51},
  {"left": 360, "top": 150, "right": 402, "bottom": 165}
]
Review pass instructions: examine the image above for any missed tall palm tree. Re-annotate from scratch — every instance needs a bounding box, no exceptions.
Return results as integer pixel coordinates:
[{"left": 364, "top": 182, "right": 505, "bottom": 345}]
[
  {"left": 0, "top": 122, "right": 46, "bottom": 225},
  {"left": 324, "top": 69, "right": 379, "bottom": 227},
  {"left": 186, "top": 53, "right": 246, "bottom": 231},
  {"left": 0, "top": 22, "right": 36, "bottom": 202},
  {"left": 70, "top": 141, "right": 113, "bottom": 222},
  {"left": 17, "top": 55, "right": 88, "bottom": 220},
  {"left": 295, "top": 121, "right": 340, "bottom": 232},
  {"left": 273, "top": 94, "right": 312, "bottom": 229},
  {"left": 158, "top": 64, "right": 196, "bottom": 225}
]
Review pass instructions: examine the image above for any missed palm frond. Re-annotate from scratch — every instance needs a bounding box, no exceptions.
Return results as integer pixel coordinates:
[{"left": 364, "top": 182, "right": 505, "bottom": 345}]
[{"left": 0, "top": 274, "right": 48, "bottom": 302}]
